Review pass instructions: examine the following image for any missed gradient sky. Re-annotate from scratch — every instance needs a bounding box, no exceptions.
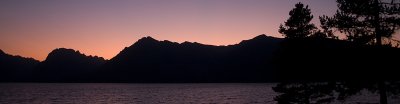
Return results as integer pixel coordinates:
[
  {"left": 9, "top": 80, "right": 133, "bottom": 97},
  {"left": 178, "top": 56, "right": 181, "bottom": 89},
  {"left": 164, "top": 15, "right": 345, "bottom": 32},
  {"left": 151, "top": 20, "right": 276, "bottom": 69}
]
[{"left": 0, "top": 0, "right": 338, "bottom": 61}]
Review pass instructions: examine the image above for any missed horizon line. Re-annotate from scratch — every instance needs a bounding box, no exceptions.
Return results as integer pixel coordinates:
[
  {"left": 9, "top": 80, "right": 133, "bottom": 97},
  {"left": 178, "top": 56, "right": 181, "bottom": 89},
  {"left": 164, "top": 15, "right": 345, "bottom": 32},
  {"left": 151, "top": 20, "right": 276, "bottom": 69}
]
[{"left": 1, "top": 34, "right": 280, "bottom": 61}]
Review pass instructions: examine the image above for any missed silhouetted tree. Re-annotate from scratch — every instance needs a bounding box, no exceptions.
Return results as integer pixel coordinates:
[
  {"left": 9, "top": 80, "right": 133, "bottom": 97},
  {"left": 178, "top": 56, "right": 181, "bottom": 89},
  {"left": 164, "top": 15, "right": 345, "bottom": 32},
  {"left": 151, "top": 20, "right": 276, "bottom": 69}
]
[
  {"left": 275, "top": 1, "right": 400, "bottom": 104},
  {"left": 334, "top": 81, "right": 400, "bottom": 104},
  {"left": 319, "top": 0, "right": 400, "bottom": 104},
  {"left": 309, "top": 30, "right": 337, "bottom": 39},
  {"left": 275, "top": 2, "right": 338, "bottom": 104},
  {"left": 320, "top": 0, "right": 400, "bottom": 46},
  {"left": 279, "top": 2, "right": 317, "bottom": 39},
  {"left": 314, "top": 17, "right": 338, "bottom": 39}
]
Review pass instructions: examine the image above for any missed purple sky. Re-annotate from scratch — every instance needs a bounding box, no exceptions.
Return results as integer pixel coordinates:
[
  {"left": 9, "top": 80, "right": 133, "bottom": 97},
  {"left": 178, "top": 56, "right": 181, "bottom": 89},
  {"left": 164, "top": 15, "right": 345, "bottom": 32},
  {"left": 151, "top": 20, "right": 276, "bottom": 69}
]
[{"left": 0, "top": 0, "right": 338, "bottom": 60}]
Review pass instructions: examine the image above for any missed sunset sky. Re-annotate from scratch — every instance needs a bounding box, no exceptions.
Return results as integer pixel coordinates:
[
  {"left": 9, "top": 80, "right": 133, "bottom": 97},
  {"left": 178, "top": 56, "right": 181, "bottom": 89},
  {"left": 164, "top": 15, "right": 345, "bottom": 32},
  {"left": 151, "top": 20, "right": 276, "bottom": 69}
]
[{"left": 0, "top": 0, "right": 338, "bottom": 61}]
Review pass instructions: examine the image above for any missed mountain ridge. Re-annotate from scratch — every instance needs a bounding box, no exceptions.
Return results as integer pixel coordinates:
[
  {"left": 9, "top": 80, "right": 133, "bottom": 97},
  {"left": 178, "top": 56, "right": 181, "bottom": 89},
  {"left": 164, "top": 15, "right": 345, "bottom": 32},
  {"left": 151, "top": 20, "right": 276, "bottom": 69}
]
[
  {"left": 0, "top": 49, "right": 40, "bottom": 81},
  {"left": 33, "top": 48, "right": 106, "bottom": 81},
  {"left": 102, "top": 34, "right": 282, "bottom": 82},
  {"left": 1, "top": 34, "right": 399, "bottom": 82}
]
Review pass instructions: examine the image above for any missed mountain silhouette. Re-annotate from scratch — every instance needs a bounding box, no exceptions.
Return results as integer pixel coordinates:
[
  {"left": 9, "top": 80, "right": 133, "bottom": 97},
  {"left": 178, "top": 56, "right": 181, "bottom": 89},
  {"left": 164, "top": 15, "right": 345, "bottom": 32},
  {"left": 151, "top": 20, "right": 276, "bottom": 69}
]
[
  {"left": 0, "top": 49, "right": 39, "bottom": 82},
  {"left": 102, "top": 34, "right": 282, "bottom": 82},
  {"left": 34, "top": 48, "right": 106, "bottom": 82},
  {"left": 1, "top": 35, "right": 399, "bottom": 82}
]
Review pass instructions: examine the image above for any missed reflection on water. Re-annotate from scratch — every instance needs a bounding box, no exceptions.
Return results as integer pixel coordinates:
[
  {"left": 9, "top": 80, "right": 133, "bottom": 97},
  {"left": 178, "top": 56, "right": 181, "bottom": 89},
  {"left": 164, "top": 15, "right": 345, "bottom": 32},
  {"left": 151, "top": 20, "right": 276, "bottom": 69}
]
[
  {"left": 0, "top": 83, "right": 399, "bottom": 104},
  {"left": 0, "top": 83, "right": 276, "bottom": 104}
]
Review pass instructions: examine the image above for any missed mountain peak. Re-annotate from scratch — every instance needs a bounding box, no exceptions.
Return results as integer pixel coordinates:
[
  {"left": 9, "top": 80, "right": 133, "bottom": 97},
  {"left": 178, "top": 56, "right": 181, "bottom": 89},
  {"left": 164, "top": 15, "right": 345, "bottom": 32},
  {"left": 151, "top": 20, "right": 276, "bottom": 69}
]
[
  {"left": 238, "top": 34, "right": 282, "bottom": 45},
  {"left": 0, "top": 49, "right": 4, "bottom": 55},
  {"left": 44, "top": 48, "right": 105, "bottom": 65},
  {"left": 45, "top": 48, "right": 84, "bottom": 61},
  {"left": 131, "top": 36, "right": 161, "bottom": 47},
  {"left": 138, "top": 36, "right": 158, "bottom": 42},
  {"left": 51, "top": 48, "right": 79, "bottom": 54},
  {"left": 252, "top": 34, "right": 270, "bottom": 40}
]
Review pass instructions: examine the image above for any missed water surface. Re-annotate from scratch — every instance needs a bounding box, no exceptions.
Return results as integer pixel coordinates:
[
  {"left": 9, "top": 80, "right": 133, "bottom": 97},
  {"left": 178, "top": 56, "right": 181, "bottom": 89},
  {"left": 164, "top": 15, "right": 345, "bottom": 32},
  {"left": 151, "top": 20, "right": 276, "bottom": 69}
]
[
  {"left": 0, "top": 83, "right": 276, "bottom": 104},
  {"left": 0, "top": 83, "right": 399, "bottom": 104}
]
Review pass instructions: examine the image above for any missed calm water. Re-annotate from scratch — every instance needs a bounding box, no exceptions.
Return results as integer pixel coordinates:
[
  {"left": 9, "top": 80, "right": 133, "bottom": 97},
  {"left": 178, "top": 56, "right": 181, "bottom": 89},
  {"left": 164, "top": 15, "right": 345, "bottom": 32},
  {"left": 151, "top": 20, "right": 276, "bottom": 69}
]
[
  {"left": 0, "top": 83, "right": 399, "bottom": 104},
  {"left": 0, "top": 83, "right": 276, "bottom": 104}
]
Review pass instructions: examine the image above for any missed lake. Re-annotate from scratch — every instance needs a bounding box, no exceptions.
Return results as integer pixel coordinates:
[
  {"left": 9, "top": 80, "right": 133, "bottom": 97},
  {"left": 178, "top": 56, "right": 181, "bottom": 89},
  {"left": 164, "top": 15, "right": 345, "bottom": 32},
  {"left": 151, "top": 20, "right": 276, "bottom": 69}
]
[
  {"left": 0, "top": 83, "right": 276, "bottom": 104},
  {"left": 0, "top": 83, "right": 398, "bottom": 104}
]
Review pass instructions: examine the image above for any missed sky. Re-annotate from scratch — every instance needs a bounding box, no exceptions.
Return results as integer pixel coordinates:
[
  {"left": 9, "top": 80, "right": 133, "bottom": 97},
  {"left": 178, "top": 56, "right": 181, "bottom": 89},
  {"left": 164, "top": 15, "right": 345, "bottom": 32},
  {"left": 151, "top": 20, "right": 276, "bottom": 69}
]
[{"left": 0, "top": 0, "right": 338, "bottom": 61}]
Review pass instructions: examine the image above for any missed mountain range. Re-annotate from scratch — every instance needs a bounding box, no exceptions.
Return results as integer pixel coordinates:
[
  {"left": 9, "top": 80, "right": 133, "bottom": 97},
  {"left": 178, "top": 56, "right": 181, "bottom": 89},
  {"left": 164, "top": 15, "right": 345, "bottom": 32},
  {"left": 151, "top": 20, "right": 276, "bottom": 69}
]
[
  {"left": 1, "top": 34, "right": 399, "bottom": 82},
  {"left": 0, "top": 50, "right": 39, "bottom": 81},
  {"left": 102, "top": 35, "right": 282, "bottom": 82}
]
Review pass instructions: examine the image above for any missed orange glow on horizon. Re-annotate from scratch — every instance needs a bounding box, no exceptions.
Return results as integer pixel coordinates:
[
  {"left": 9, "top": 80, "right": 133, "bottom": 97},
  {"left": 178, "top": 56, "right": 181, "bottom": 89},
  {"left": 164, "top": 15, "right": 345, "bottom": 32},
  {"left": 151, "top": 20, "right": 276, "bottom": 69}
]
[
  {"left": 1, "top": 33, "right": 276, "bottom": 61},
  {"left": 0, "top": 0, "right": 339, "bottom": 61}
]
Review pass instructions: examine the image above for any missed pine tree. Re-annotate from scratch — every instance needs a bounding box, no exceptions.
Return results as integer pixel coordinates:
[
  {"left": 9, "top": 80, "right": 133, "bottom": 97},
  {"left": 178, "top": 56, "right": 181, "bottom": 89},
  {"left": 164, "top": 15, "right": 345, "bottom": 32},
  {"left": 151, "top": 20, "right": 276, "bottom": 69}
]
[
  {"left": 320, "top": 0, "right": 400, "bottom": 104},
  {"left": 279, "top": 2, "right": 317, "bottom": 39},
  {"left": 320, "top": 0, "right": 400, "bottom": 45}
]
